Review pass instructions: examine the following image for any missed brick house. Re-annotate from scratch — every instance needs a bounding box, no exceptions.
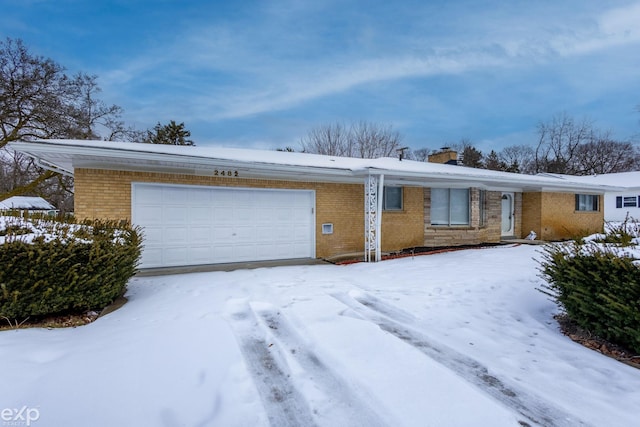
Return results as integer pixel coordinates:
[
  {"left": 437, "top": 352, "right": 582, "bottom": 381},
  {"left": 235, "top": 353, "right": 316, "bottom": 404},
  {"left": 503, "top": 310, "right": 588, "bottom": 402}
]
[
  {"left": 9, "top": 139, "right": 616, "bottom": 268},
  {"left": 539, "top": 172, "right": 640, "bottom": 223}
]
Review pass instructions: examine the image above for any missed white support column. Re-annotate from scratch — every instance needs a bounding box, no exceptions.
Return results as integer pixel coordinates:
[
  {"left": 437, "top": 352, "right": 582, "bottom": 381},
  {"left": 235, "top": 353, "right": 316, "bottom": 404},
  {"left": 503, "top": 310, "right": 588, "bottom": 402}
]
[
  {"left": 364, "top": 174, "right": 383, "bottom": 262},
  {"left": 364, "top": 175, "right": 378, "bottom": 262},
  {"left": 376, "top": 174, "right": 384, "bottom": 262}
]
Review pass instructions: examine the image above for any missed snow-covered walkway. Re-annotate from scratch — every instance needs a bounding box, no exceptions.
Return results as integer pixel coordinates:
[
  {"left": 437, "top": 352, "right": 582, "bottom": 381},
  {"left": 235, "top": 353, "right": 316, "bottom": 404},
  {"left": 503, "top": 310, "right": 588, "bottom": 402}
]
[{"left": 1, "top": 245, "right": 638, "bottom": 426}]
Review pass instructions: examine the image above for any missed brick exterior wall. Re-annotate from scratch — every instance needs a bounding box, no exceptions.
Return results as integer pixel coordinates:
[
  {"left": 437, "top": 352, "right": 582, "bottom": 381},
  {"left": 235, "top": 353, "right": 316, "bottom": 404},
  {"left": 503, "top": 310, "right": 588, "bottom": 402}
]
[
  {"left": 515, "top": 192, "right": 523, "bottom": 238},
  {"left": 74, "top": 168, "right": 423, "bottom": 259},
  {"left": 381, "top": 187, "right": 425, "bottom": 251},
  {"left": 423, "top": 189, "right": 512, "bottom": 246},
  {"left": 521, "top": 192, "right": 604, "bottom": 240},
  {"left": 76, "top": 168, "right": 564, "bottom": 260}
]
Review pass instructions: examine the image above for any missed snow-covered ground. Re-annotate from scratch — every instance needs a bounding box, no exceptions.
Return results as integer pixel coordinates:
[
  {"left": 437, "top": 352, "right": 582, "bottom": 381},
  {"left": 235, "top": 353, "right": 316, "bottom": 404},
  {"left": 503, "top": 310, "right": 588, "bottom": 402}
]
[{"left": 1, "top": 245, "right": 639, "bottom": 427}]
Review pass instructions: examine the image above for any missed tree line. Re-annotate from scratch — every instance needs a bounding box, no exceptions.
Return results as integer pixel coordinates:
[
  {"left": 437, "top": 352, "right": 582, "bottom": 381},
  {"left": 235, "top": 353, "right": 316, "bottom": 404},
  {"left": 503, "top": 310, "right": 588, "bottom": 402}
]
[{"left": 298, "top": 115, "right": 640, "bottom": 175}]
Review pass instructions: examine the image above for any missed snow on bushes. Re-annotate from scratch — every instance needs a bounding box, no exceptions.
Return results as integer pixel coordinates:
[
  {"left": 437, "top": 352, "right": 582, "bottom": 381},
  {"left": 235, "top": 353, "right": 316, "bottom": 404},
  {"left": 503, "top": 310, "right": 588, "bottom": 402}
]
[
  {"left": 539, "top": 217, "right": 640, "bottom": 353},
  {"left": 0, "top": 215, "right": 142, "bottom": 320}
]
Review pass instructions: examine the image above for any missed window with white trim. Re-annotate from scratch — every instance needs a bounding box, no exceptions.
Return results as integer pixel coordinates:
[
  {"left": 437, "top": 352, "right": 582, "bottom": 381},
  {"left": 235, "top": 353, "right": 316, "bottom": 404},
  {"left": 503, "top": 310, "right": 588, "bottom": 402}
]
[
  {"left": 383, "top": 186, "right": 403, "bottom": 211},
  {"left": 616, "top": 196, "right": 639, "bottom": 208},
  {"left": 575, "top": 194, "right": 599, "bottom": 212},
  {"left": 431, "top": 188, "right": 470, "bottom": 226}
]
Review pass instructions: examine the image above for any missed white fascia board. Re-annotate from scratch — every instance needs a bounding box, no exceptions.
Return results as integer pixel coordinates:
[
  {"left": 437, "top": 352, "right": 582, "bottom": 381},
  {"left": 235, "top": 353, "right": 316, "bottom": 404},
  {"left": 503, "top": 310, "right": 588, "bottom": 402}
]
[
  {"left": 9, "top": 141, "right": 359, "bottom": 181},
  {"left": 361, "top": 168, "right": 624, "bottom": 193},
  {"left": 10, "top": 140, "right": 628, "bottom": 192}
]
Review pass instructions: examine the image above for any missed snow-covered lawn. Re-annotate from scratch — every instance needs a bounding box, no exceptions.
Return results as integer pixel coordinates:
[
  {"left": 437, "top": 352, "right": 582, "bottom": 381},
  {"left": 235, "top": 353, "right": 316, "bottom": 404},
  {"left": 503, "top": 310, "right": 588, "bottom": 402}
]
[{"left": 1, "top": 245, "right": 638, "bottom": 427}]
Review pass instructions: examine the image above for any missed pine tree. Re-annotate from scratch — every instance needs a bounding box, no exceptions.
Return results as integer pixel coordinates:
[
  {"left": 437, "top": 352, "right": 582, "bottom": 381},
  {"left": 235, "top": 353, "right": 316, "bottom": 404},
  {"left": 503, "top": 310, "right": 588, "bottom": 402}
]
[{"left": 145, "top": 120, "right": 194, "bottom": 146}]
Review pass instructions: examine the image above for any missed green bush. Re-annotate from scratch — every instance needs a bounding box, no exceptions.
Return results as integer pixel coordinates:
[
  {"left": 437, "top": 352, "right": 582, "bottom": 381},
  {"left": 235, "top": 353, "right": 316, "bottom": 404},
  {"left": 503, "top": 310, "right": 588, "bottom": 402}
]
[
  {"left": 0, "top": 217, "right": 142, "bottom": 320},
  {"left": 539, "top": 241, "right": 640, "bottom": 353}
]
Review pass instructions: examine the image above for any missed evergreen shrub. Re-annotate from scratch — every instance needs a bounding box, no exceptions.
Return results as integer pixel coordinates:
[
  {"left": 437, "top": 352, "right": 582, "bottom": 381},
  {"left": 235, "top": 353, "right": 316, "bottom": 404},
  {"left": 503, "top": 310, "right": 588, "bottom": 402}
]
[
  {"left": 539, "top": 233, "right": 640, "bottom": 353},
  {"left": 0, "top": 216, "right": 142, "bottom": 320}
]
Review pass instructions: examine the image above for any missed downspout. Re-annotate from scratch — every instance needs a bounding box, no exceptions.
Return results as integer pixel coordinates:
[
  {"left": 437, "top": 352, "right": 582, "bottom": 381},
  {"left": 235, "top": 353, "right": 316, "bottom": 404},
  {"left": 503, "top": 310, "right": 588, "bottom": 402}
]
[{"left": 376, "top": 174, "right": 384, "bottom": 262}]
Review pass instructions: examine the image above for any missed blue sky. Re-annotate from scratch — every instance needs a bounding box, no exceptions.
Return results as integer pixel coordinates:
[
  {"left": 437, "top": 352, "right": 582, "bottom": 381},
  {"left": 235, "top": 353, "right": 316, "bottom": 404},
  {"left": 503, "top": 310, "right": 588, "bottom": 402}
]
[{"left": 3, "top": 0, "right": 640, "bottom": 153}]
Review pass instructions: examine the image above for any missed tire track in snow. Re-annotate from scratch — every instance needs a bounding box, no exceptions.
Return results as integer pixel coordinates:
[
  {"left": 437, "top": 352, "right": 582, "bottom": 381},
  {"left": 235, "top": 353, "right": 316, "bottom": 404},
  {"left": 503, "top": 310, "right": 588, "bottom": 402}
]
[
  {"left": 227, "top": 301, "right": 390, "bottom": 427},
  {"left": 332, "top": 291, "right": 590, "bottom": 427},
  {"left": 226, "top": 304, "right": 319, "bottom": 427}
]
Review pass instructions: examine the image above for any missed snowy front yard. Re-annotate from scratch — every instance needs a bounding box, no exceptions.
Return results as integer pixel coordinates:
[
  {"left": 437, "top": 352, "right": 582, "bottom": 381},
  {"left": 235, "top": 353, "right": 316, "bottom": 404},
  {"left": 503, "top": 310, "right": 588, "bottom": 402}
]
[{"left": 1, "top": 245, "right": 638, "bottom": 427}]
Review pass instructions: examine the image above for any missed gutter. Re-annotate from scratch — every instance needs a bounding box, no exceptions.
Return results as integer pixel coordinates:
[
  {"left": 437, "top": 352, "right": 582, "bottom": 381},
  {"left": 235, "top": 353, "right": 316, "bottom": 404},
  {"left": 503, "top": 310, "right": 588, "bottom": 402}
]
[
  {"left": 9, "top": 140, "right": 627, "bottom": 193},
  {"left": 34, "top": 157, "right": 74, "bottom": 177}
]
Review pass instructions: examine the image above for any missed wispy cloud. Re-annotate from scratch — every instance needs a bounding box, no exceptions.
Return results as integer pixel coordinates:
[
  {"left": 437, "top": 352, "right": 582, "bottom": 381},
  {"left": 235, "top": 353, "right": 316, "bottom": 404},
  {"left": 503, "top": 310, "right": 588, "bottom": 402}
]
[
  {"left": 96, "top": 0, "right": 640, "bottom": 136},
  {"left": 209, "top": 4, "right": 637, "bottom": 117}
]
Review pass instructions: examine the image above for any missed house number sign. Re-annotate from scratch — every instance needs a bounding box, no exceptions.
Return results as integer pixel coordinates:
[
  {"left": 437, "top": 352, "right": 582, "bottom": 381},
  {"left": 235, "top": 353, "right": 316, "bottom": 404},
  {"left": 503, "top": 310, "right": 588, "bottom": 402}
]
[{"left": 214, "top": 169, "right": 239, "bottom": 177}]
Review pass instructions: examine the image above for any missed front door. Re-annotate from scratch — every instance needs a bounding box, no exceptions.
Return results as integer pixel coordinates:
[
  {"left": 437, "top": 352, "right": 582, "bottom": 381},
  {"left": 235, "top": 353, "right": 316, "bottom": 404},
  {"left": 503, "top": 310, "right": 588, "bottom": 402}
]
[{"left": 501, "top": 193, "right": 514, "bottom": 237}]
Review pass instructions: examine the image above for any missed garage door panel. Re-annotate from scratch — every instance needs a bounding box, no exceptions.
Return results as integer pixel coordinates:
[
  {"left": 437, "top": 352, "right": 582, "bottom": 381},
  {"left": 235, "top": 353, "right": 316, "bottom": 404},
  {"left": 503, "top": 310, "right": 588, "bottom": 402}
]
[
  {"left": 188, "top": 226, "right": 212, "bottom": 243},
  {"left": 254, "top": 226, "right": 273, "bottom": 240},
  {"left": 163, "top": 187, "right": 187, "bottom": 203},
  {"left": 212, "top": 226, "right": 234, "bottom": 240},
  {"left": 235, "top": 226, "right": 256, "bottom": 241},
  {"left": 212, "top": 244, "right": 233, "bottom": 259},
  {"left": 136, "top": 206, "right": 161, "bottom": 224},
  {"left": 235, "top": 207, "right": 254, "bottom": 221},
  {"left": 188, "top": 188, "right": 212, "bottom": 204},
  {"left": 212, "top": 207, "right": 233, "bottom": 223},
  {"left": 232, "top": 243, "right": 255, "bottom": 257},
  {"left": 189, "top": 207, "right": 211, "bottom": 223},
  {"left": 293, "top": 207, "right": 309, "bottom": 221},
  {"left": 293, "top": 225, "right": 310, "bottom": 239},
  {"left": 189, "top": 246, "right": 212, "bottom": 263},
  {"left": 256, "top": 244, "right": 280, "bottom": 258},
  {"left": 164, "top": 247, "right": 188, "bottom": 265},
  {"left": 133, "top": 183, "right": 314, "bottom": 268},
  {"left": 137, "top": 186, "right": 163, "bottom": 203},
  {"left": 164, "top": 227, "right": 188, "bottom": 244},
  {"left": 164, "top": 206, "right": 187, "bottom": 224},
  {"left": 142, "top": 226, "right": 163, "bottom": 244},
  {"left": 140, "top": 247, "right": 163, "bottom": 267},
  {"left": 275, "top": 207, "right": 291, "bottom": 221}
]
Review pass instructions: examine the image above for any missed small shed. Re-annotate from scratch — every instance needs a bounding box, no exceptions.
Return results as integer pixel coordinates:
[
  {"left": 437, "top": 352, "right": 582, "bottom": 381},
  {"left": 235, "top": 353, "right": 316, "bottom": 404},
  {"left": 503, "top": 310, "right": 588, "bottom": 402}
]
[{"left": 0, "top": 196, "right": 58, "bottom": 215}]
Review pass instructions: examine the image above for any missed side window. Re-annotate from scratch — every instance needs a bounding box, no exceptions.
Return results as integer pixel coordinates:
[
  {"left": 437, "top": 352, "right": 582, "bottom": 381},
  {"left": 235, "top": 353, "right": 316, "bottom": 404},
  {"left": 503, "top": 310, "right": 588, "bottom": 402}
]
[
  {"left": 575, "top": 194, "right": 599, "bottom": 212},
  {"left": 615, "top": 196, "right": 638, "bottom": 208},
  {"left": 383, "top": 186, "right": 403, "bottom": 211},
  {"left": 623, "top": 196, "right": 638, "bottom": 208}
]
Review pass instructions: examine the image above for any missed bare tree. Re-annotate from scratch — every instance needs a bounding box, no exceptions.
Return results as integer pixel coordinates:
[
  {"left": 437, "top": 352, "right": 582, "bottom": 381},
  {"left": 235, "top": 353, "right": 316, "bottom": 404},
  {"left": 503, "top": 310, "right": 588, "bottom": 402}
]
[
  {"left": 351, "top": 121, "right": 402, "bottom": 158},
  {"left": 65, "top": 73, "right": 125, "bottom": 140},
  {"left": 407, "top": 147, "right": 431, "bottom": 162},
  {"left": 300, "top": 121, "right": 401, "bottom": 158},
  {"left": 300, "top": 122, "right": 352, "bottom": 156},
  {"left": 572, "top": 136, "right": 640, "bottom": 175},
  {"left": 0, "top": 37, "right": 126, "bottom": 208},
  {"left": 534, "top": 113, "right": 594, "bottom": 174},
  {"left": 534, "top": 112, "right": 640, "bottom": 175},
  {"left": 499, "top": 144, "right": 535, "bottom": 174}
]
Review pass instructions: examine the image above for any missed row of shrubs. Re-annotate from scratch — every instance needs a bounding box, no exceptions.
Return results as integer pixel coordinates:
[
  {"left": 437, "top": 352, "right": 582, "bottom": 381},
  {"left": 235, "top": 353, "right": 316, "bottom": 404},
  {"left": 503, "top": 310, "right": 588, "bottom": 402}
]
[
  {"left": 0, "top": 215, "right": 142, "bottom": 320},
  {"left": 539, "top": 219, "right": 640, "bottom": 353}
]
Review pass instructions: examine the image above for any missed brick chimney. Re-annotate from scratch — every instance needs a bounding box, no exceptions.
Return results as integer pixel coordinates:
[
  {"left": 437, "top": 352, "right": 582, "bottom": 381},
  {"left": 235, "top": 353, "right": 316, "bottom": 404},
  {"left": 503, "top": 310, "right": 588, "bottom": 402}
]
[{"left": 428, "top": 148, "right": 459, "bottom": 165}]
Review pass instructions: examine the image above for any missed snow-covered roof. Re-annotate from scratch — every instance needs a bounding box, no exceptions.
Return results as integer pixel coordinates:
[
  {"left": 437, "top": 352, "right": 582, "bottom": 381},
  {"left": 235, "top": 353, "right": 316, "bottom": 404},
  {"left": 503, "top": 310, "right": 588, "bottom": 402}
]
[
  {"left": 539, "top": 171, "right": 640, "bottom": 191},
  {"left": 0, "top": 196, "right": 56, "bottom": 211},
  {"left": 8, "top": 139, "right": 625, "bottom": 193}
]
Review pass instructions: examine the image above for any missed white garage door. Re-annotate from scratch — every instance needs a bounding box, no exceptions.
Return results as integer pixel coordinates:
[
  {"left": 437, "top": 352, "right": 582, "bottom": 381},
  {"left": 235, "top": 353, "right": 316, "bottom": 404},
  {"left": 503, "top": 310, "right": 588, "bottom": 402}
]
[{"left": 132, "top": 183, "right": 315, "bottom": 268}]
